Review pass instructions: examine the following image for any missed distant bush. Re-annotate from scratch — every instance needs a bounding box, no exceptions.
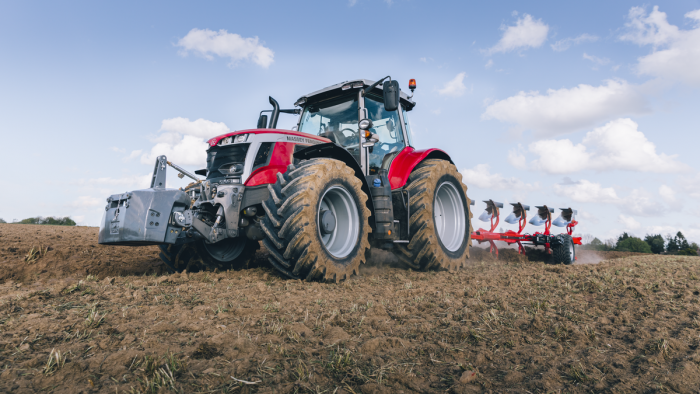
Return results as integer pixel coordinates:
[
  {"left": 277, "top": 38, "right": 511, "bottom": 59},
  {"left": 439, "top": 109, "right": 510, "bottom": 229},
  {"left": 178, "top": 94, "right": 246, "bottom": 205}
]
[
  {"left": 582, "top": 237, "right": 613, "bottom": 251},
  {"left": 0, "top": 218, "right": 6, "bottom": 223},
  {"left": 616, "top": 236, "right": 652, "bottom": 253},
  {"left": 19, "top": 216, "right": 76, "bottom": 226},
  {"left": 678, "top": 248, "right": 698, "bottom": 256}
]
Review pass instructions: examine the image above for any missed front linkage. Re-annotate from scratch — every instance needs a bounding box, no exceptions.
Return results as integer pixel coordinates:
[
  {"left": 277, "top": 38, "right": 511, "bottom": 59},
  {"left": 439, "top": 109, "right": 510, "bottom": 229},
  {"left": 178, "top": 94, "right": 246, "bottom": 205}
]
[{"left": 99, "top": 155, "right": 263, "bottom": 272}]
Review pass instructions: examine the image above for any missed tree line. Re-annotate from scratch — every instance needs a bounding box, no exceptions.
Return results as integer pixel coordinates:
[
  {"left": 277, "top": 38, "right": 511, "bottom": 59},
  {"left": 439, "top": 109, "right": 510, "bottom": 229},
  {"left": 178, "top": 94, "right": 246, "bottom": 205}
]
[
  {"left": 0, "top": 217, "right": 77, "bottom": 226},
  {"left": 582, "top": 232, "right": 698, "bottom": 256}
]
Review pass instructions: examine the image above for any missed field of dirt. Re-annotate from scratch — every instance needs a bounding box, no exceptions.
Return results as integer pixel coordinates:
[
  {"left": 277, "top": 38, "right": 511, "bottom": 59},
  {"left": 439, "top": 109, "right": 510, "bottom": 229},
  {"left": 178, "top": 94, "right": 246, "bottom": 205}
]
[{"left": 2, "top": 223, "right": 700, "bottom": 393}]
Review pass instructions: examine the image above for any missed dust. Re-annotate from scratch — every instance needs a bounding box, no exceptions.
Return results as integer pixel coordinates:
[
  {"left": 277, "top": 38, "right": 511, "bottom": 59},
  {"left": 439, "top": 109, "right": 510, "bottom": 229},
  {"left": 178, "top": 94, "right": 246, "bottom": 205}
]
[
  {"left": 2, "top": 223, "right": 700, "bottom": 393},
  {"left": 576, "top": 250, "right": 604, "bottom": 265}
]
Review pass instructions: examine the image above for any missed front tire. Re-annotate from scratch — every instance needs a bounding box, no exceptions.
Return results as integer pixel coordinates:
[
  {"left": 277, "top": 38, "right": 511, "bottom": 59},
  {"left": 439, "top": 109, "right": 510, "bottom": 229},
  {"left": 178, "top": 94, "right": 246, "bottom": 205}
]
[
  {"left": 158, "top": 238, "right": 259, "bottom": 273},
  {"left": 393, "top": 159, "right": 472, "bottom": 270},
  {"left": 259, "top": 158, "right": 372, "bottom": 282}
]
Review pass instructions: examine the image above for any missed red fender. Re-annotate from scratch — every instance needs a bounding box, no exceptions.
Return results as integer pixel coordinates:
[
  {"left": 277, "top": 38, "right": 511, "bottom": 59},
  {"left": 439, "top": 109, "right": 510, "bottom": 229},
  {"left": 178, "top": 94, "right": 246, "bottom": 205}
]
[
  {"left": 387, "top": 147, "right": 454, "bottom": 190},
  {"left": 244, "top": 142, "right": 295, "bottom": 187}
]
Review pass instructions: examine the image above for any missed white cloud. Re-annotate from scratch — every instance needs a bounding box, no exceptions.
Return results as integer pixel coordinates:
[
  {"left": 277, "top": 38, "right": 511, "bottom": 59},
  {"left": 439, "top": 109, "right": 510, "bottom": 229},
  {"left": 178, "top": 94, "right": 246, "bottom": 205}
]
[
  {"left": 680, "top": 173, "right": 700, "bottom": 198},
  {"left": 583, "top": 53, "right": 610, "bottom": 66},
  {"left": 431, "top": 109, "right": 442, "bottom": 115},
  {"left": 620, "top": 6, "right": 700, "bottom": 85},
  {"left": 348, "top": 0, "right": 357, "bottom": 6},
  {"left": 553, "top": 179, "right": 620, "bottom": 203},
  {"left": 73, "top": 174, "right": 153, "bottom": 190},
  {"left": 618, "top": 214, "right": 641, "bottom": 230},
  {"left": 580, "top": 118, "right": 685, "bottom": 172},
  {"left": 123, "top": 150, "right": 142, "bottom": 162},
  {"left": 554, "top": 180, "right": 665, "bottom": 217},
  {"left": 437, "top": 72, "right": 467, "bottom": 97},
  {"left": 158, "top": 117, "right": 229, "bottom": 139},
  {"left": 69, "top": 196, "right": 101, "bottom": 208},
  {"left": 551, "top": 33, "right": 598, "bottom": 51},
  {"left": 578, "top": 210, "right": 599, "bottom": 224},
  {"left": 529, "top": 139, "right": 590, "bottom": 174},
  {"left": 620, "top": 6, "right": 680, "bottom": 47},
  {"left": 524, "top": 118, "right": 686, "bottom": 174},
  {"left": 487, "top": 14, "right": 549, "bottom": 55},
  {"left": 460, "top": 164, "right": 538, "bottom": 191},
  {"left": 485, "top": 59, "right": 494, "bottom": 69},
  {"left": 507, "top": 145, "right": 527, "bottom": 169},
  {"left": 176, "top": 28, "right": 274, "bottom": 68},
  {"left": 659, "top": 185, "right": 676, "bottom": 203},
  {"left": 141, "top": 117, "right": 229, "bottom": 167},
  {"left": 622, "top": 189, "right": 666, "bottom": 216},
  {"left": 482, "top": 80, "right": 648, "bottom": 137}
]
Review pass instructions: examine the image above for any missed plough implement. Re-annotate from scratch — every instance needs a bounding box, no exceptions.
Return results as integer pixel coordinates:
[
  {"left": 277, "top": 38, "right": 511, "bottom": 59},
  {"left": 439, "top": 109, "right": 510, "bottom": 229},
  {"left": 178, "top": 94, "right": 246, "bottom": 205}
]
[{"left": 471, "top": 200, "right": 581, "bottom": 264}]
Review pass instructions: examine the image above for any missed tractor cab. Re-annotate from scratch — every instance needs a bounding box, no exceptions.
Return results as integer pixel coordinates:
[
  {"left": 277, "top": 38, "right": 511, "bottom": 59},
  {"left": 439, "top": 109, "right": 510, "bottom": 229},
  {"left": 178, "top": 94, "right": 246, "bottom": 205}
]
[{"left": 292, "top": 78, "right": 416, "bottom": 176}]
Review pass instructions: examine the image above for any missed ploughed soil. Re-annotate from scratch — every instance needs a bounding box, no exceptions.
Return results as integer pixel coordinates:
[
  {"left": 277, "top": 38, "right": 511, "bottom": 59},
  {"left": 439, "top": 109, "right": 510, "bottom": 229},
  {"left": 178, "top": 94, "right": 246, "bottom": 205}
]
[{"left": 2, "top": 223, "right": 700, "bottom": 393}]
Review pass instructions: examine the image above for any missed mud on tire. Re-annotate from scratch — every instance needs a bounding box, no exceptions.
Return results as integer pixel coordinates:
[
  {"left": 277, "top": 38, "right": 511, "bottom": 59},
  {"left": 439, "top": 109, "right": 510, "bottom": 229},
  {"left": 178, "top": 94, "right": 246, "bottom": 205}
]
[
  {"left": 159, "top": 239, "right": 259, "bottom": 273},
  {"left": 259, "top": 158, "right": 372, "bottom": 282},
  {"left": 550, "top": 234, "right": 575, "bottom": 265},
  {"left": 393, "top": 159, "right": 472, "bottom": 271}
]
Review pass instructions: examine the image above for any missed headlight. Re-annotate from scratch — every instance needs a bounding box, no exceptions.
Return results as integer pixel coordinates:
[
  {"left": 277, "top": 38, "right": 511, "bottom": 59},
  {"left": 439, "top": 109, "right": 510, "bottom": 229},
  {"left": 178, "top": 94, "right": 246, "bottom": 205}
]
[
  {"left": 218, "top": 163, "right": 244, "bottom": 175},
  {"left": 235, "top": 134, "right": 248, "bottom": 143},
  {"left": 358, "top": 119, "right": 373, "bottom": 130}
]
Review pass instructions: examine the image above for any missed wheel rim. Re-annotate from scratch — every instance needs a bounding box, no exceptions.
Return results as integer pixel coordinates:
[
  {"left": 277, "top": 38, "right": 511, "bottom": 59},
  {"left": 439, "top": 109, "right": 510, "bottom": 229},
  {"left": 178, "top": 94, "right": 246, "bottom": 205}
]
[
  {"left": 569, "top": 241, "right": 575, "bottom": 263},
  {"left": 434, "top": 181, "right": 466, "bottom": 252},
  {"left": 203, "top": 237, "right": 246, "bottom": 262},
  {"left": 318, "top": 185, "right": 360, "bottom": 259}
]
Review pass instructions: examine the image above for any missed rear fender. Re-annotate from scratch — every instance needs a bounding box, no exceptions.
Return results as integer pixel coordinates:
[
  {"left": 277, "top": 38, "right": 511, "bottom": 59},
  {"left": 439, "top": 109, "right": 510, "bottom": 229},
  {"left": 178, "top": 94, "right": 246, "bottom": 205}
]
[
  {"left": 387, "top": 147, "right": 453, "bottom": 189},
  {"left": 293, "top": 143, "right": 376, "bottom": 227}
]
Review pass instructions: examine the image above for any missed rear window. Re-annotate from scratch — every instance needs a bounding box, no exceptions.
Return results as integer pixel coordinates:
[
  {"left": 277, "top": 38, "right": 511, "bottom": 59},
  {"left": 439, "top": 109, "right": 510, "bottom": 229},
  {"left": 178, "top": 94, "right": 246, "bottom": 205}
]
[{"left": 206, "top": 143, "right": 250, "bottom": 179}]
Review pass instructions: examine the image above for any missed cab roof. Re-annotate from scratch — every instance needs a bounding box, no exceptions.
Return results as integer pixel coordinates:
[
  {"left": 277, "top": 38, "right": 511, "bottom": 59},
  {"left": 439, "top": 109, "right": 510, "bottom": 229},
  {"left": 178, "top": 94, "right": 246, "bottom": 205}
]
[{"left": 294, "top": 79, "right": 416, "bottom": 111}]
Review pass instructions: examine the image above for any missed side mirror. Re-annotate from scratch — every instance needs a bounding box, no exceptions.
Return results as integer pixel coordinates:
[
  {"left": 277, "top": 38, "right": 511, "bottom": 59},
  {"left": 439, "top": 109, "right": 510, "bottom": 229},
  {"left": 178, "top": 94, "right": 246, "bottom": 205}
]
[
  {"left": 383, "top": 80, "right": 400, "bottom": 111},
  {"left": 257, "top": 114, "right": 268, "bottom": 128}
]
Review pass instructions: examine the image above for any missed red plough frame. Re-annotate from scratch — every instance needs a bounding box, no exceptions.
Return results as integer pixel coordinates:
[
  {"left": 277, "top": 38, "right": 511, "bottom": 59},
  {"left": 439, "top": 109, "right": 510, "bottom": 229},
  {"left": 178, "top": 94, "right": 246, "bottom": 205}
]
[{"left": 471, "top": 200, "right": 582, "bottom": 259}]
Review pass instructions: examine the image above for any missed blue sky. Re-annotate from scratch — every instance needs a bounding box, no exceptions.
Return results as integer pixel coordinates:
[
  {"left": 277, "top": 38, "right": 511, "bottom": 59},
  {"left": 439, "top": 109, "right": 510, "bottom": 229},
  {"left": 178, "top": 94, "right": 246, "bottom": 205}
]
[{"left": 1, "top": 1, "right": 699, "bottom": 243}]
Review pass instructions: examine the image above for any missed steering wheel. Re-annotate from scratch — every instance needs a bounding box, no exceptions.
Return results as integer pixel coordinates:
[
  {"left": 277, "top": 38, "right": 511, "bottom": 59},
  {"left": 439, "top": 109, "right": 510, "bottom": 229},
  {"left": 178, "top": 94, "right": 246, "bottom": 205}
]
[{"left": 332, "top": 128, "right": 357, "bottom": 146}]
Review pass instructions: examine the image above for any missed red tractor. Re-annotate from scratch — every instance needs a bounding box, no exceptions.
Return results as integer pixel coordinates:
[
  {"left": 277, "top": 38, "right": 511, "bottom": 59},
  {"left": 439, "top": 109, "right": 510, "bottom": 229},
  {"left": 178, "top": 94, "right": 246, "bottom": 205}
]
[{"left": 99, "top": 76, "right": 474, "bottom": 280}]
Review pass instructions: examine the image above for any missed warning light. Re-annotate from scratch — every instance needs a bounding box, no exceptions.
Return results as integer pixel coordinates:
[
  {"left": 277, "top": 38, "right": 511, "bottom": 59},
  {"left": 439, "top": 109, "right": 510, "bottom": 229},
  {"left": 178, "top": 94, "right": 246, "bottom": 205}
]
[
  {"left": 364, "top": 130, "right": 371, "bottom": 138},
  {"left": 408, "top": 79, "right": 416, "bottom": 92}
]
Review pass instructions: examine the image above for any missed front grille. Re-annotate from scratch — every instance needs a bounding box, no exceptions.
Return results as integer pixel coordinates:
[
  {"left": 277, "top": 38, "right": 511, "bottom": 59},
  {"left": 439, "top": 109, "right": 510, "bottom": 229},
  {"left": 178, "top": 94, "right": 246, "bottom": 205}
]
[{"left": 206, "top": 143, "right": 250, "bottom": 179}]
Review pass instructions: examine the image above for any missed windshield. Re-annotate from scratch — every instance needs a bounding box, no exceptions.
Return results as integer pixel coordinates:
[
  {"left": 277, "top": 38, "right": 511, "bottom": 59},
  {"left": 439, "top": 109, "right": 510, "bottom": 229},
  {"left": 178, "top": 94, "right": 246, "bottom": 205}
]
[
  {"left": 299, "top": 94, "right": 360, "bottom": 161},
  {"left": 402, "top": 108, "right": 414, "bottom": 147},
  {"left": 365, "top": 94, "right": 406, "bottom": 174}
]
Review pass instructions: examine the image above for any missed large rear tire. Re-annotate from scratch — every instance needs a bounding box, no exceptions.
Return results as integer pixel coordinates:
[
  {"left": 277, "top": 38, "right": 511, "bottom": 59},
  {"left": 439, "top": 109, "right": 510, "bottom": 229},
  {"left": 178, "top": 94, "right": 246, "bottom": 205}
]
[
  {"left": 159, "top": 238, "right": 259, "bottom": 273},
  {"left": 259, "top": 158, "right": 372, "bottom": 282},
  {"left": 551, "top": 234, "right": 575, "bottom": 265},
  {"left": 393, "top": 159, "right": 472, "bottom": 270}
]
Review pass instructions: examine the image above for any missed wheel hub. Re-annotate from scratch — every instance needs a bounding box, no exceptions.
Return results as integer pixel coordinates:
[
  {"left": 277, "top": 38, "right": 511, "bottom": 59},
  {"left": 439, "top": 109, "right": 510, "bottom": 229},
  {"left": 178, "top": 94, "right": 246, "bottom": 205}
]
[{"left": 320, "top": 210, "right": 337, "bottom": 234}]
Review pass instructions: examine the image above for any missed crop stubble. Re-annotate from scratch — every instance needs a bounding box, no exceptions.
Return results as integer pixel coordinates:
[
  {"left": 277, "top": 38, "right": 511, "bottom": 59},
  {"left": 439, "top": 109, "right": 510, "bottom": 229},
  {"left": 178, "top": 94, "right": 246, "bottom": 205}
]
[{"left": 1, "top": 223, "right": 700, "bottom": 393}]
